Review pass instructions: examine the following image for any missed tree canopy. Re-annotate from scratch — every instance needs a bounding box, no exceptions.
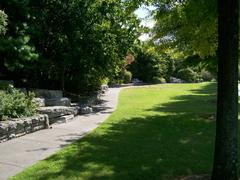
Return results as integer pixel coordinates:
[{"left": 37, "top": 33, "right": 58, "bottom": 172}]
[
  {"left": 0, "top": 0, "right": 142, "bottom": 92},
  {"left": 151, "top": 0, "right": 217, "bottom": 59}
]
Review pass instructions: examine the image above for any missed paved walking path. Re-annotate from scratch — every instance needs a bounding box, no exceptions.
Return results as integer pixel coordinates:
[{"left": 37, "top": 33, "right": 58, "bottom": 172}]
[{"left": 0, "top": 87, "right": 122, "bottom": 180}]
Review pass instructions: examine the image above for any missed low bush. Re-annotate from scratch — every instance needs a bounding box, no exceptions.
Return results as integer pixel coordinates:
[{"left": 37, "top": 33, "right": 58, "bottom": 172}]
[
  {"left": 100, "top": 77, "right": 110, "bottom": 85},
  {"left": 152, "top": 77, "right": 166, "bottom": 84},
  {"left": 123, "top": 70, "right": 132, "bottom": 83},
  {"left": 130, "top": 51, "right": 167, "bottom": 83},
  {"left": 200, "top": 70, "right": 214, "bottom": 81},
  {"left": 177, "top": 68, "right": 202, "bottom": 83},
  {"left": 0, "top": 86, "right": 37, "bottom": 120},
  {"left": 65, "top": 72, "right": 104, "bottom": 94}
]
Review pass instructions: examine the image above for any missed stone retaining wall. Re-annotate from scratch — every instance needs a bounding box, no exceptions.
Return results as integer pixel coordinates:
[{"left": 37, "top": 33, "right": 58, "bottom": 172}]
[
  {"left": 0, "top": 115, "right": 49, "bottom": 143},
  {"left": 0, "top": 85, "right": 109, "bottom": 143},
  {"left": 38, "top": 106, "right": 79, "bottom": 124},
  {"left": 33, "top": 89, "right": 63, "bottom": 99}
]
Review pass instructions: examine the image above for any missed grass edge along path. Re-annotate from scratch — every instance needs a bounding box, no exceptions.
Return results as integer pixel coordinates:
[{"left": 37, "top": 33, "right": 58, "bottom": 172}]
[{"left": 11, "top": 83, "right": 217, "bottom": 180}]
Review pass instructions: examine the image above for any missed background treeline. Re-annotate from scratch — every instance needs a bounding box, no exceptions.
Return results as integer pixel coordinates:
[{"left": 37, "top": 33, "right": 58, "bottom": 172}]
[
  {"left": 129, "top": 44, "right": 216, "bottom": 84},
  {"left": 0, "top": 0, "right": 141, "bottom": 93},
  {"left": 0, "top": 0, "right": 219, "bottom": 95}
]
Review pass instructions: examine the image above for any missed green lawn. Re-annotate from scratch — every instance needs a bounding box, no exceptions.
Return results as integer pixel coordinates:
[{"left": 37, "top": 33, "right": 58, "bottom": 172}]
[{"left": 12, "top": 83, "right": 218, "bottom": 180}]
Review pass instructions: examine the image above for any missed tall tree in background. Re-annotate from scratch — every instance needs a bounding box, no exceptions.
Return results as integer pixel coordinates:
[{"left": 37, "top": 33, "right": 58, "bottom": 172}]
[
  {"left": 152, "top": 0, "right": 217, "bottom": 58},
  {"left": 212, "top": 0, "right": 239, "bottom": 179},
  {"left": 152, "top": 0, "right": 239, "bottom": 178},
  {"left": 0, "top": 0, "right": 141, "bottom": 92},
  {"left": 151, "top": 0, "right": 219, "bottom": 77}
]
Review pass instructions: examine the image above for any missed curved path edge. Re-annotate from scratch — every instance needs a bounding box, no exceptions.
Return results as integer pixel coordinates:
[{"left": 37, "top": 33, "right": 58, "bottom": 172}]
[{"left": 0, "top": 87, "right": 122, "bottom": 180}]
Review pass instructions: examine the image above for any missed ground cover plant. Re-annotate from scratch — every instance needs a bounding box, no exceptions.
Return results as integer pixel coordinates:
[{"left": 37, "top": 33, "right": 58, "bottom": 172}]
[
  {"left": 0, "top": 86, "right": 36, "bottom": 120},
  {"left": 12, "top": 83, "right": 218, "bottom": 180}
]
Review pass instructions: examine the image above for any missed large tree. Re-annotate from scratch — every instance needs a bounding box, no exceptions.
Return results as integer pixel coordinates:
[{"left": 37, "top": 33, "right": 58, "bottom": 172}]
[
  {"left": 151, "top": 0, "right": 239, "bottom": 178},
  {"left": 212, "top": 0, "right": 239, "bottom": 179},
  {"left": 152, "top": 0, "right": 217, "bottom": 58},
  {"left": 0, "top": 0, "right": 141, "bottom": 92}
]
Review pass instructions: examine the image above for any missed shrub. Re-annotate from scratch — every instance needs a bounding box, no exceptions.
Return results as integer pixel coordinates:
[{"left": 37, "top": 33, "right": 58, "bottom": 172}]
[
  {"left": 164, "top": 58, "right": 175, "bottom": 82},
  {"left": 152, "top": 77, "right": 166, "bottom": 84},
  {"left": 177, "top": 67, "right": 202, "bottom": 83},
  {"left": 100, "top": 77, "right": 110, "bottom": 85},
  {"left": 123, "top": 70, "right": 132, "bottom": 83},
  {"left": 200, "top": 70, "right": 214, "bottom": 81},
  {"left": 65, "top": 72, "right": 104, "bottom": 94},
  {"left": 129, "top": 51, "right": 167, "bottom": 83},
  {"left": 0, "top": 86, "right": 37, "bottom": 120}
]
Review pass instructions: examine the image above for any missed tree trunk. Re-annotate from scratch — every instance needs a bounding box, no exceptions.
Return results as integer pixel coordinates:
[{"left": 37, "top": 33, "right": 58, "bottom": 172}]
[{"left": 212, "top": 0, "right": 239, "bottom": 180}]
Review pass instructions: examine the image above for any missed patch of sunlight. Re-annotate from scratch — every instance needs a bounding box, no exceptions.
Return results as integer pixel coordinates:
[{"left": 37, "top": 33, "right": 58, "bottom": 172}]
[
  {"left": 196, "top": 132, "right": 203, "bottom": 136},
  {"left": 179, "top": 138, "right": 190, "bottom": 144},
  {"left": 156, "top": 158, "right": 163, "bottom": 164},
  {"left": 141, "top": 165, "right": 151, "bottom": 171},
  {"left": 81, "top": 162, "right": 114, "bottom": 178}
]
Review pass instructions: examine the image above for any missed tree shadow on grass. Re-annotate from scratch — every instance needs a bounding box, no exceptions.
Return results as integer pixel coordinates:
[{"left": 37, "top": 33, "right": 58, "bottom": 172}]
[
  {"left": 21, "top": 83, "right": 218, "bottom": 180},
  {"left": 151, "top": 83, "right": 217, "bottom": 118}
]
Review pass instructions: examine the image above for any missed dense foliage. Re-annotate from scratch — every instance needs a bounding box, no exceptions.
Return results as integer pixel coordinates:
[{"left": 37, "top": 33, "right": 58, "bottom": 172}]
[
  {"left": 0, "top": 0, "right": 141, "bottom": 93},
  {"left": 173, "top": 56, "right": 215, "bottom": 82},
  {"left": 123, "top": 70, "right": 132, "bottom": 84},
  {"left": 148, "top": 0, "right": 218, "bottom": 77},
  {"left": 0, "top": 85, "right": 37, "bottom": 120},
  {"left": 152, "top": 0, "right": 217, "bottom": 58},
  {"left": 129, "top": 48, "right": 168, "bottom": 83},
  {"left": 0, "top": 0, "right": 219, "bottom": 90},
  {"left": 177, "top": 67, "right": 201, "bottom": 83},
  {"left": 151, "top": 0, "right": 238, "bottom": 78}
]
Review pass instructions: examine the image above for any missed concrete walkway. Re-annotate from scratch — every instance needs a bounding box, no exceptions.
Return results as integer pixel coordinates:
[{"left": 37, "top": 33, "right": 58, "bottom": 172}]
[{"left": 0, "top": 87, "right": 122, "bottom": 180}]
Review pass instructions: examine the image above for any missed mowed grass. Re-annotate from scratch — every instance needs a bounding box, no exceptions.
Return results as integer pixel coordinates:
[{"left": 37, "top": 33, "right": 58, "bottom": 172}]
[{"left": 12, "top": 83, "right": 218, "bottom": 180}]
